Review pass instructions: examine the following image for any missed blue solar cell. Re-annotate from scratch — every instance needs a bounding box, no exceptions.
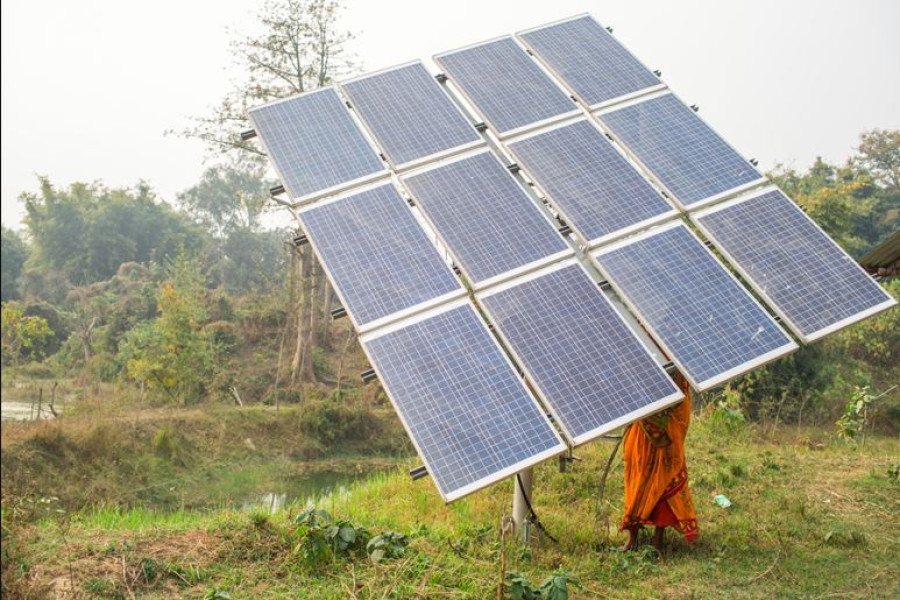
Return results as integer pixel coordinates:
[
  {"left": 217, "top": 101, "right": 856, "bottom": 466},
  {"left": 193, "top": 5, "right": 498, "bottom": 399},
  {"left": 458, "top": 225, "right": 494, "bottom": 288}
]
[
  {"left": 248, "top": 88, "right": 386, "bottom": 202},
  {"left": 507, "top": 119, "right": 676, "bottom": 245},
  {"left": 518, "top": 15, "right": 660, "bottom": 108},
  {"left": 593, "top": 223, "right": 796, "bottom": 390},
  {"left": 401, "top": 150, "right": 570, "bottom": 285},
  {"left": 479, "top": 262, "right": 682, "bottom": 444},
  {"left": 299, "top": 182, "right": 463, "bottom": 329},
  {"left": 340, "top": 62, "right": 482, "bottom": 168},
  {"left": 599, "top": 93, "right": 763, "bottom": 208},
  {"left": 694, "top": 189, "right": 897, "bottom": 341},
  {"left": 434, "top": 36, "right": 577, "bottom": 136},
  {"left": 362, "top": 301, "right": 564, "bottom": 501}
]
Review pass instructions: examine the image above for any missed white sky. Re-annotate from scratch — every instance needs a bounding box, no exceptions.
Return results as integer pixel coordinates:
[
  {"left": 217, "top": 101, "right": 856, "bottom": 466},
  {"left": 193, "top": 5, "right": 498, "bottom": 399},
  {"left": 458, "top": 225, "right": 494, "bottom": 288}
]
[{"left": 2, "top": 0, "right": 899, "bottom": 230}]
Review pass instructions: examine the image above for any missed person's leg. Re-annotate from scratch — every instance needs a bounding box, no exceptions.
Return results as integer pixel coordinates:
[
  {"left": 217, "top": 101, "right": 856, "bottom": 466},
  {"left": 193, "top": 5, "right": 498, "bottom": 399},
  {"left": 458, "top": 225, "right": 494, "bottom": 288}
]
[
  {"left": 622, "top": 527, "right": 638, "bottom": 551},
  {"left": 652, "top": 526, "right": 665, "bottom": 550}
]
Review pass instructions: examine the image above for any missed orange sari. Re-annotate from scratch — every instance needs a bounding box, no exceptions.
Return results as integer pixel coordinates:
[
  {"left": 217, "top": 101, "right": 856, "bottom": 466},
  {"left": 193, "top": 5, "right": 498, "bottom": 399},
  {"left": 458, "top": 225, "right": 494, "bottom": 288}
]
[{"left": 621, "top": 374, "right": 698, "bottom": 541}]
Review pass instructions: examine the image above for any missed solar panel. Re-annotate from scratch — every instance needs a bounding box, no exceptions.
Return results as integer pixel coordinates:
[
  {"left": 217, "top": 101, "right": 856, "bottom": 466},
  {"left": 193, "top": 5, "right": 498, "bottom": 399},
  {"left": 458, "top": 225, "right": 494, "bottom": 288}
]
[
  {"left": 598, "top": 93, "right": 765, "bottom": 209},
  {"left": 298, "top": 181, "right": 464, "bottom": 331},
  {"left": 478, "top": 260, "right": 683, "bottom": 445},
  {"left": 434, "top": 36, "right": 579, "bottom": 138},
  {"left": 401, "top": 149, "right": 572, "bottom": 287},
  {"left": 693, "top": 188, "right": 897, "bottom": 342},
  {"left": 592, "top": 222, "right": 797, "bottom": 390},
  {"left": 339, "top": 61, "right": 484, "bottom": 170},
  {"left": 507, "top": 118, "right": 677, "bottom": 247},
  {"left": 361, "top": 299, "right": 565, "bottom": 502},
  {"left": 248, "top": 87, "right": 388, "bottom": 204},
  {"left": 517, "top": 14, "right": 663, "bottom": 109}
]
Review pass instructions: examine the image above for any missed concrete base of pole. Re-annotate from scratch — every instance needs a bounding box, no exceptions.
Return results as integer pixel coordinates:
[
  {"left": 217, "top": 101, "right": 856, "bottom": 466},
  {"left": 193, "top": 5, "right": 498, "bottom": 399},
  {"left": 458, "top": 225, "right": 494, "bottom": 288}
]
[{"left": 512, "top": 467, "right": 534, "bottom": 542}]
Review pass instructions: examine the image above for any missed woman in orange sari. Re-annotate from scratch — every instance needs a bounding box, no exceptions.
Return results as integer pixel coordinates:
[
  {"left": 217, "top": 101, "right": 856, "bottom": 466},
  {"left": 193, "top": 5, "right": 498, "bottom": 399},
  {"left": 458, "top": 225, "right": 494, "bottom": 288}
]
[{"left": 621, "top": 373, "right": 698, "bottom": 550}]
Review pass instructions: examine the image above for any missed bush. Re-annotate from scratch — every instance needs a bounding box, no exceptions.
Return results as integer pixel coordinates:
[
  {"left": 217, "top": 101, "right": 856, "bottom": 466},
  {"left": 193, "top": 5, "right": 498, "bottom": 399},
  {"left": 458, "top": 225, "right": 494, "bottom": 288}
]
[{"left": 298, "top": 401, "right": 380, "bottom": 447}]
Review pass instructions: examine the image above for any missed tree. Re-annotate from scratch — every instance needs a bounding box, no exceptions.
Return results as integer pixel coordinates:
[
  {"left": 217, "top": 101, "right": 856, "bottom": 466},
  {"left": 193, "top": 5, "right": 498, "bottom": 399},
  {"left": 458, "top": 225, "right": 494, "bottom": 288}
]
[
  {"left": 178, "top": 0, "right": 356, "bottom": 385},
  {"left": 855, "top": 129, "right": 900, "bottom": 189},
  {"left": 177, "top": 161, "right": 271, "bottom": 236},
  {"left": 1, "top": 302, "right": 53, "bottom": 366},
  {"left": 23, "top": 179, "right": 202, "bottom": 285},
  {"left": 120, "top": 253, "right": 218, "bottom": 404},
  {"left": 1, "top": 226, "right": 28, "bottom": 301}
]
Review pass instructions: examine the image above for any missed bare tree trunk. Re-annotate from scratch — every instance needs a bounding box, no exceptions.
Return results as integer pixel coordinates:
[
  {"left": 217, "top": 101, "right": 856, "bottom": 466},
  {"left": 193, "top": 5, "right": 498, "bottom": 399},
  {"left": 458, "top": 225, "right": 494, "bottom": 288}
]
[
  {"left": 320, "top": 278, "right": 333, "bottom": 350},
  {"left": 291, "top": 245, "right": 316, "bottom": 384}
]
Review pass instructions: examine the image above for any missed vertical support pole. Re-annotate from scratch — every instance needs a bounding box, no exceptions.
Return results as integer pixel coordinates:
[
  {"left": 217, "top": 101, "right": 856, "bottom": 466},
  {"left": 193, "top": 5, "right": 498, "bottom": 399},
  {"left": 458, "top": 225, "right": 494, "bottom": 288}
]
[{"left": 512, "top": 467, "right": 534, "bottom": 542}]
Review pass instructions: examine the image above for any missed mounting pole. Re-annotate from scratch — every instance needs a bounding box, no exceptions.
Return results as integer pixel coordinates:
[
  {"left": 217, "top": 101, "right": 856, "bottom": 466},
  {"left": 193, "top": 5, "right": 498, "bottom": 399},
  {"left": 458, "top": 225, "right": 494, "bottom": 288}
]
[{"left": 512, "top": 467, "right": 534, "bottom": 542}]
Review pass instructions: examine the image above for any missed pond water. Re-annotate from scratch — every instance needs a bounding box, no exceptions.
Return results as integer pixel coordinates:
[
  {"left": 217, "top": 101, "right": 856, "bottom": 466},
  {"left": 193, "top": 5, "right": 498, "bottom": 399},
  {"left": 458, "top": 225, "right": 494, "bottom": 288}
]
[{"left": 242, "top": 468, "right": 387, "bottom": 514}]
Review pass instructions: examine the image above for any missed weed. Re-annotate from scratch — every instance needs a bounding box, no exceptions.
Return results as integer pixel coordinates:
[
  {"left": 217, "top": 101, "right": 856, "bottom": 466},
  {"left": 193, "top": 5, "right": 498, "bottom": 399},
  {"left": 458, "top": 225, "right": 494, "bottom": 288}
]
[{"left": 367, "top": 531, "right": 409, "bottom": 563}]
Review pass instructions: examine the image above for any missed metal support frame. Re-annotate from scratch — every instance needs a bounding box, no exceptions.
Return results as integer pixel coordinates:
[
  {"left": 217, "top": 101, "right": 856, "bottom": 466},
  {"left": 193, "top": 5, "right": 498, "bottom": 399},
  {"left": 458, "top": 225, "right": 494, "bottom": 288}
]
[{"left": 512, "top": 467, "right": 534, "bottom": 542}]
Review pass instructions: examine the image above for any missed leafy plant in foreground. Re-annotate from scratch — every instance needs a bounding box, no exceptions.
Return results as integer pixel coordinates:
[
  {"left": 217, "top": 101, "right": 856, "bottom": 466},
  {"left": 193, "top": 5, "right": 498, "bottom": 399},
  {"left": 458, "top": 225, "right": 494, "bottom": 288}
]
[
  {"left": 836, "top": 386, "right": 875, "bottom": 445},
  {"left": 293, "top": 507, "right": 368, "bottom": 568},
  {"left": 367, "top": 531, "right": 408, "bottom": 563},
  {"left": 503, "top": 569, "right": 579, "bottom": 600}
]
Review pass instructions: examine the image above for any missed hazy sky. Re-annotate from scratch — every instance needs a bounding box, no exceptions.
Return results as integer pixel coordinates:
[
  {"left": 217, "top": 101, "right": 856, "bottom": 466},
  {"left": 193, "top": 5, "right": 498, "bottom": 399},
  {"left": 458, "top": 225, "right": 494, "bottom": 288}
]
[{"left": 2, "top": 0, "right": 898, "bottom": 230}]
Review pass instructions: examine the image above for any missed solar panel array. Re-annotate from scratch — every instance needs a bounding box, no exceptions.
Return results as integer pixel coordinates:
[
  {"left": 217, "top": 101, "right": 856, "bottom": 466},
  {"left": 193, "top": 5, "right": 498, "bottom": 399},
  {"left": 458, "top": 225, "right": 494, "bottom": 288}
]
[
  {"left": 434, "top": 36, "right": 578, "bottom": 137},
  {"left": 592, "top": 223, "right": 797, "bottom": 390},
  {"left": 598, "top": 93, "right": 764, "bottom": 208},
  {"left": 361, "top": 301, "right": 565, "bottom": 502},
  {"left": 248, "top": 88, "right": 387, "bottom": 203},
  {"left": 517, "top": 14, "right": 662, "bottom": 108},
  {"left": 507, "top": 118, "right": 676, "bottom": 246},
  {"left": 478, "top": 261, "right": 682, "bottom": 445},
  {"left": 693, "top": 189, "right": 897, "bottom": 342},
  {"left": 339, "top": 61, "right": 483, "bottom": 169},
  {"left": 401, "top": 150, "right": 571, "bottom": 287},
  {"left": 298, "top": 182, "right": 464, "bottom": 331},
  {"left": 247, "top": 14, "right": 895, "bottom": 503}
]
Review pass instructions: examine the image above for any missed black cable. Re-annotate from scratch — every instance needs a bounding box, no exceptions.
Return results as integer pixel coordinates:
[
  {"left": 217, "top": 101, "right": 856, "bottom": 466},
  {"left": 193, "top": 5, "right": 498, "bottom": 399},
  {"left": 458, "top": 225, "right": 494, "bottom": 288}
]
[{"left": 515, "top": 473, "right": 558, "bottom": 544}]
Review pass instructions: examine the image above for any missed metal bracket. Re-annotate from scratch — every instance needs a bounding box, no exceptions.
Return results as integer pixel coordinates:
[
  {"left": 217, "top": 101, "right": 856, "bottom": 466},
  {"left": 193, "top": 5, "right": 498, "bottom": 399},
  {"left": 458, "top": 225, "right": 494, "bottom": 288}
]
[
  {"left": 361, "top": 368, "right": 378, "bottom": 384},
  {"left": 330, "top": 306, "right": 347, "bottom": 320},
  {"left": 409, "top": 465, "right": 428, "bottom": 480},
  {"left": 240, "top": 129, "right": 257, "bottom": 141},
  {"left": 293, "top": 234, "right": 308, "bottom": 246},
  {"left": 270, "top": 184, "right": 285, "bottom": 197}
]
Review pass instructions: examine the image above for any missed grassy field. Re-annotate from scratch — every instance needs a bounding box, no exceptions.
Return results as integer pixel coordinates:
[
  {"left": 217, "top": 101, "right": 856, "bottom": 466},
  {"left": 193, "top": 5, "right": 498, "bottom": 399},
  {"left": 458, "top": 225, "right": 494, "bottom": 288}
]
[{"left": 3, "top": 409, "right": 898, "bottom": 599}]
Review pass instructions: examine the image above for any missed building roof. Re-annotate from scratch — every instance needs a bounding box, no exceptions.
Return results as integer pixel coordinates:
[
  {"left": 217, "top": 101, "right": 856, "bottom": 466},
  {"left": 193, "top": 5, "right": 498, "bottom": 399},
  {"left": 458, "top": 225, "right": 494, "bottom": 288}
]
[{"left": 859, "top": 230, "right": 900, "bottom": 276}]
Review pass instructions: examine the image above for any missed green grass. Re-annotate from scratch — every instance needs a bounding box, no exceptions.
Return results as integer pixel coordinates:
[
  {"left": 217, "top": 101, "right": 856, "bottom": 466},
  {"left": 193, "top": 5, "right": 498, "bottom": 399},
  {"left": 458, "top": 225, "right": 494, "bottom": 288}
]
[{"left": 4, "top": 416, "right": 898, "bottom": 599}]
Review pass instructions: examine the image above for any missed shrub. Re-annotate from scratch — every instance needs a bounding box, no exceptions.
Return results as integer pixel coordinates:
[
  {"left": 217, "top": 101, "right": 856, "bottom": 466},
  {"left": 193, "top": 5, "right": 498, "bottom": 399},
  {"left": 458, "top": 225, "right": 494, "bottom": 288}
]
[{"left": 298, "top": 401, "right": 380, "bottom": 447}]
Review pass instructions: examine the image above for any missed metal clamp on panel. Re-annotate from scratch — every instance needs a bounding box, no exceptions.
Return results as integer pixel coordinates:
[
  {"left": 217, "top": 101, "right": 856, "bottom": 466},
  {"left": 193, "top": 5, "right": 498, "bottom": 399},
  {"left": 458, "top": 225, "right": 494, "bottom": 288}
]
[
  {"left": 558, "top": 224, "right": 572, "bottom": 236},
  {"left": 293, "top": 234, "right": 308, "bottom": 246},
  {"left": 435, "top": 73, "right": 448, "bottom": 84},
  {"left": 597, "top": 280, "right": 612, "bottom": 291},
  {"left": 507, "top": 163, "right": 521, "bottom": 174},
  {"left": 361, "top": 368, "right": 378, "bottom": 384},
  {"left": 474, "top": 122, "right": 489, "bottom": 133},
  {"left": 653, "top": 69, "right": 662, "bottom": 77},
  {"left": 690, "top": 104, "right": 700, "bottom": 113},
  {"left": 270, "top": 184, "right": 285, "bottom": 197},
  {"left": 662, "top": 361, "right": 677, "bottom": 374},
  {"left": 750, "top": 158, "right": 760, "bottom": 166}
]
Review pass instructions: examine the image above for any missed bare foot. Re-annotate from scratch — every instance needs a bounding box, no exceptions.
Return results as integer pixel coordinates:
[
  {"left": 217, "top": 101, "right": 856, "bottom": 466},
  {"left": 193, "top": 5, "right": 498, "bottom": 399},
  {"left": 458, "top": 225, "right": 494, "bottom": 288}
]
[
  {"left": 652, "top": 527, "right": 665, "bottom": 551},
  {"left": 621, "top": 528, "right": 637, "bottom": 551}
]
